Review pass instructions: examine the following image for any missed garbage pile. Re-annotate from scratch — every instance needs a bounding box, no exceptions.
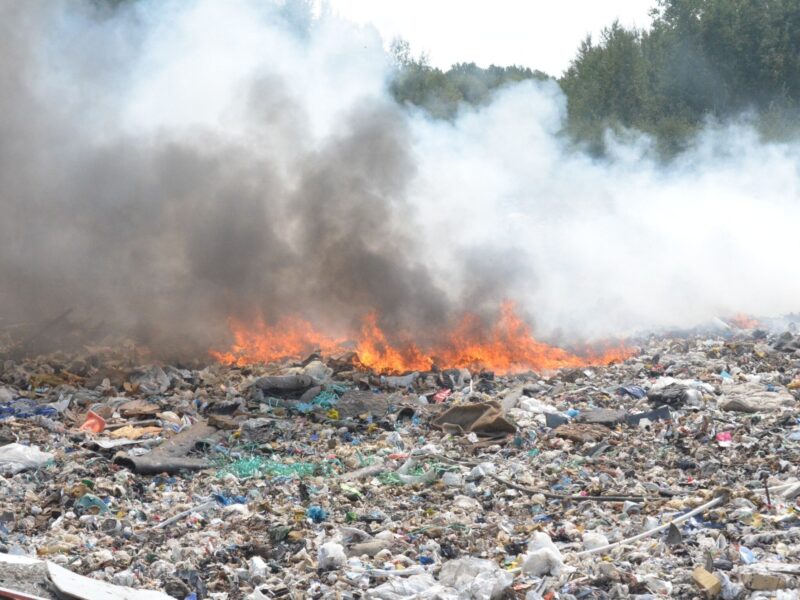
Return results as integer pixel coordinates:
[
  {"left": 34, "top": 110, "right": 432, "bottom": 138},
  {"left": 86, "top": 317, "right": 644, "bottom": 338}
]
[{"left": 0, "top": 327, "right": 799, "bottom": 599}]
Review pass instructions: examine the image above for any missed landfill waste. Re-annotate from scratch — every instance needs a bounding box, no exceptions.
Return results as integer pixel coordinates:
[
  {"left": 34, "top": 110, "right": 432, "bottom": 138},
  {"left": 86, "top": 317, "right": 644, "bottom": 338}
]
[
  {"left": 432, "top": 401, "right": 517, "bottom": 436},
  {"left": 0, "top": 324, "right": 798, "bottom": 597},
  {"left": 520, "top": 532, "right": 564, "bottom": 576},
  {"left": 78, "top": 410, "right": 106, "bottom": 433},
  {"left": 0, "top": 552, "right": 172, "bottom": 599},
  {"left": 693, "top": 565, "right": 723, "bottom": 597},
  {"left": 317, "top": 542, "right": 347, "bottom": 569},
  {"left": 0, "top": 443, "right": 53, "bottom": 475},
  {"left": 437, "top": 557, "right": 513, "bottom": 599}
]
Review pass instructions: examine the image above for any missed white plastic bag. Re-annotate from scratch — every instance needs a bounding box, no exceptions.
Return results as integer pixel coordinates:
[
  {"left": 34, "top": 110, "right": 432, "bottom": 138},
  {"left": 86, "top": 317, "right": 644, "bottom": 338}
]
[
  {"left": 521, "top": 532, "right": 564, "bottom": 576},
  {"left": 0, "top": 443, "right": 54, "bottom": 475},
  {"left": 317, "top": 542, "right": 347, "bottom": 569},
  {"left": 438, "top": 558, "right": 513, "bottom": 600},
  {"left": 366, "top": 574, "right": 457, "bottom": 600}
]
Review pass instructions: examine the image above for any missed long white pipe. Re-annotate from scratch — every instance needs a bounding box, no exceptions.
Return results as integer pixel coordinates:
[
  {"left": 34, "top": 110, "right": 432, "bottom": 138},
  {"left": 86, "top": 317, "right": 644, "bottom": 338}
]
[{"left": 573, "top": 492, "right": 727, "bottom": 557}]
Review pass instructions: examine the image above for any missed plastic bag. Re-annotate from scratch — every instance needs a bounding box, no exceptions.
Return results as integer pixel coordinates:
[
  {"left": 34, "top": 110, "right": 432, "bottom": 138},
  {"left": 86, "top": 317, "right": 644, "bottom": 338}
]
[
  {"left": 366, "top": 574, "right": 457, "bottom": 600},
  {"left": 438, "top": 558, "right": 513, "bottom": 600},
  {"left": 0, "top": 443, "right": 54, "bottom": 475}
]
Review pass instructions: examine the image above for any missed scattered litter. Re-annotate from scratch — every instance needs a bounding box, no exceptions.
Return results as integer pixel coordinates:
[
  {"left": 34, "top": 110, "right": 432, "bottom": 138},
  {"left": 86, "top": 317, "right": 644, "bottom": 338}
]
[
  {"left": 0, "top": 327, "right": 798, "bottom": 596},
  {"left": 78, "top": 410, "right": 106, "bottom": 433},
  {"left": 0, "top": 443, "right": 53, "bottom": 475},
  {"left": 317, "top": 542, "right": 346, "bottom": 569}
]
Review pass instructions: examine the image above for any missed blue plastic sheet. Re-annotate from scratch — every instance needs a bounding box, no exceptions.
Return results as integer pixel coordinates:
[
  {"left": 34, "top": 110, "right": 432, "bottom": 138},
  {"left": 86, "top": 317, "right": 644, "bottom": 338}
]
[{"left": 0, "top": 398, "right": 58, "bottom": 420}]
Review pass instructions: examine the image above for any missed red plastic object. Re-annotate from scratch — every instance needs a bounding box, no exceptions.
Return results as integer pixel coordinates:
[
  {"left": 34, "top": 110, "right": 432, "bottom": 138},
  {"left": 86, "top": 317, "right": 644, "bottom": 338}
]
[{"left": 79, "top": 410, "right": 106, "bottom": 433}]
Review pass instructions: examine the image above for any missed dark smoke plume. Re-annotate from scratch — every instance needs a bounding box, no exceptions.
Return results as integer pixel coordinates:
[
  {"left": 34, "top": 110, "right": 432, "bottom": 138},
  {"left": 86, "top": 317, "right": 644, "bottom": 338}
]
[{"left": 0, "top": 0, "right": 454, "bottom": 354}]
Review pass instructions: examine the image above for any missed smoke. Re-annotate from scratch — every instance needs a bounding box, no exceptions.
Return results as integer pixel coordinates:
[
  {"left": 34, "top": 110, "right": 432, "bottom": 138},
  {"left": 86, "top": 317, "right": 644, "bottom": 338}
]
[
  {"left": 410, "top": 86, "right": 800, "bottom": 338},
  {"left": 1, "top": 0, "right": 799, "bottom": 356},
  {"left": 0, "top": 0, "right": 451, "bottom": 352}
]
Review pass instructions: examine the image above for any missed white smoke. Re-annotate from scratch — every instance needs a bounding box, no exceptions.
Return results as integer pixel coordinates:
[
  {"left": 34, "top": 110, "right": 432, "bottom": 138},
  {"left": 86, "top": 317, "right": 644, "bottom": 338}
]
[{"left": 411, "top": 84, "right": 800, "bottom": 338}]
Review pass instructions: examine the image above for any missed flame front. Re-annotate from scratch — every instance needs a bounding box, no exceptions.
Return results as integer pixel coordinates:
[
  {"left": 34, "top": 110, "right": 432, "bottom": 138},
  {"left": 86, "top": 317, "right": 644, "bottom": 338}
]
[
  {"left": 355, "top": 313, "right": 433, "bottom": 373},
  {"left": 211, "top": 302, "right": 633, "bottom": 374},
  {"left": 435, "top": 302, "right": 624, "bottom": 372},
  {"left": 209, "top": 315, "right": 343, "bottom": 367},
  {"left": 728, "top": 313, "right": 760, "bottom": 330}
]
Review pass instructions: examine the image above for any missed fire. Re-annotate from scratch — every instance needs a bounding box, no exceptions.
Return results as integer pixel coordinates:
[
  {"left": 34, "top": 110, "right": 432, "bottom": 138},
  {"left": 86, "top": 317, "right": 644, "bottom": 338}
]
[
  {"left": 209, "top": 315, "right": 343, "bottom": 367},
  {"left": 728, "top": 313, "right": 759, "bottom": 330},
  {"left": 355, "top": 313, "right": 433, "bottom": 373},
  {"left": 211, "top": 302, "right": 633, "bottom": 374},
  {"left": 436, "top": 302, "right": 626, "bottom": 372}
]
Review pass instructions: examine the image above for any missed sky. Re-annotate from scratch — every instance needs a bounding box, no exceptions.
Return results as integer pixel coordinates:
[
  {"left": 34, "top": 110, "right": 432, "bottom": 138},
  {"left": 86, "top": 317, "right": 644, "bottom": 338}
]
[{"left": 325, "top": 0, "right": 654, "bottom": 76}]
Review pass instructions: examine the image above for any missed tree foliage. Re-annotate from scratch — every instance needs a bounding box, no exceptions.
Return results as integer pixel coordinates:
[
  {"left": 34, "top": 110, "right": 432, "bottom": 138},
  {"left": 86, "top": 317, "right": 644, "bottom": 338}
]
[
  {"left": 561, "top": 0, "right": 800, "bottom": 153},
  {"left": 389, "top": 39, "right": 550, "bottom": 119},
  {"left": 392, "top": 0, "right": 800, "bottom": 154}
]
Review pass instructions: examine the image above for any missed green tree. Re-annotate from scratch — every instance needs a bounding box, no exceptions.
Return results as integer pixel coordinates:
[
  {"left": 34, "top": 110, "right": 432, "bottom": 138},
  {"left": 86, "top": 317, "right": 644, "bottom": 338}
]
[
  {"left": 389, "top": 39, "right": 550, "bottom": 119},
  {"left": 560, "top": 23, "right": 656, "bottom": 152},
  {"left": 558, "top": 0, "right": 800, "bottom": 155}
]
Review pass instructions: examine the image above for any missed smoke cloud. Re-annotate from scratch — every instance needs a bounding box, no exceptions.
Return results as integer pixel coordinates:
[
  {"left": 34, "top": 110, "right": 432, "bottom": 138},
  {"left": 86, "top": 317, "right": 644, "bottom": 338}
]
[
  {"left": 410, "top": 86, "right": 800, "bottom": 339},
  {"left": 1, "top": 0, "right": 799, "bottom": 356}
]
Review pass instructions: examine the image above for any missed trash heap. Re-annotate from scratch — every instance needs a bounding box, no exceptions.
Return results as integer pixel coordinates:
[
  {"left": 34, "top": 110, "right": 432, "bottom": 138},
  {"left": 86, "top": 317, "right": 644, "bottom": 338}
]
[{"left": 0, "top": 327, "right": 799, "bottom": 599}]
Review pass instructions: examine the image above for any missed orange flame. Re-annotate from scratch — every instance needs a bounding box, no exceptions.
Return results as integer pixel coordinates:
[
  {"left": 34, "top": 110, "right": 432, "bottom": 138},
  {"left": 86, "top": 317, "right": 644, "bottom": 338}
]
[
  {"left": 435, "top": 302, "right": 626, "bottom": 372},
  {"left": 209, "top": 315, "right": 343, "bottom": 367},
  {"left": 728, "top": 313, "right": 759, "bottom": 330},
  {"left": 355, "top": 312, "right": 433, "bottom": 373},
  {"left": 211, "top": 302, "right": 633, "bottom": 374}
]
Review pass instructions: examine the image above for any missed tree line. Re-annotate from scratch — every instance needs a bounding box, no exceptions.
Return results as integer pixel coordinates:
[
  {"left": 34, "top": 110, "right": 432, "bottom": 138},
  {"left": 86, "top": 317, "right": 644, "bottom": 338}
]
[{"left": 391, "top": 0, "right": 800, "bottom": 156}]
